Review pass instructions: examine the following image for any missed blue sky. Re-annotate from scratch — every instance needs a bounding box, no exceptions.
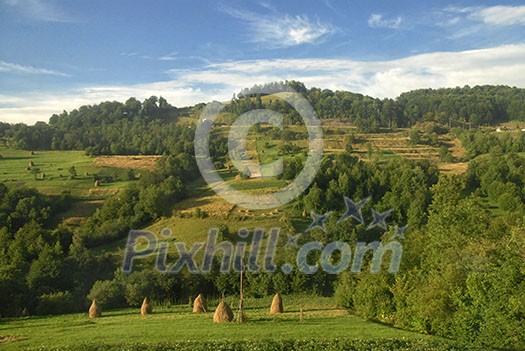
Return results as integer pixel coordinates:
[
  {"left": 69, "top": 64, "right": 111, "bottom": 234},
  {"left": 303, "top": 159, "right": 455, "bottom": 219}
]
[{"left": 1, "top": 0, "right": 525, "bottom": 124}]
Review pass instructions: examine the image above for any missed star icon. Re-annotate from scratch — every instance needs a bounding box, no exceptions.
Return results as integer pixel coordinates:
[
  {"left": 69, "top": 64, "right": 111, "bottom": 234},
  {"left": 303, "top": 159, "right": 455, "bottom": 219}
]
[
  {"left": 392, "top": 224, "right": 408, "bottom": 240},
  {"left": 285, "top": 233, "right": 302, "bottom": 248},
  {"left": 367, "top": 208, "right": 393, "bottom": 231},
  {"left": 338, "top": 196, "right": 371, "bottom": 224},
  {"left": 305, "top": 211, "right": 332, "bottom": 233}
]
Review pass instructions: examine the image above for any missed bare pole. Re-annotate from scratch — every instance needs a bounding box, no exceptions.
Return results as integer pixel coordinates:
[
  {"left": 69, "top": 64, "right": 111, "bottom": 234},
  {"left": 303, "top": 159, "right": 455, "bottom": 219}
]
[{"left": 238, "top": 264, "right": 244, "bottom": 323}]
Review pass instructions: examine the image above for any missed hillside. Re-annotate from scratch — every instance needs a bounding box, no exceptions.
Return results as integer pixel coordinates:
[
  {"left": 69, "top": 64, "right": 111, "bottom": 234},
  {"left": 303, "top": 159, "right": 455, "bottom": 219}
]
[{"left": 0, "top": 83, "right": 524, "bottom": 350}]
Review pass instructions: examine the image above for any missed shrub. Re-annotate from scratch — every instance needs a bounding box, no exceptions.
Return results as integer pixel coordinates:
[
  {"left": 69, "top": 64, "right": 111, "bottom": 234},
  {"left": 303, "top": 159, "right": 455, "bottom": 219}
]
[
  {"left": 193, "top": 207, "right": 203, "bottom": 218},
  {"left": 120, "top": 270, "right": 157, "bottom": 306},
  {"left": 35, "top": 291, "right": 75, "bottom": 316},
  {"left": 334, "top": 272, "right": 356, "bottom": 309},
  {"left": 87, "top": 280, "right": 125, "bottom": 309}
]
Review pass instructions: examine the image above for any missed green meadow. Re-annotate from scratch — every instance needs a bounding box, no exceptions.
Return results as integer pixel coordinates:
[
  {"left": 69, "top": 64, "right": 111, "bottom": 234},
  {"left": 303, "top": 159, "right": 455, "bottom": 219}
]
[
  {"left": 0, "top": 296, "right": 456, "bottom": 351},
  {"left": 0, "top": 147, "right": 134, "bottom": 197}
]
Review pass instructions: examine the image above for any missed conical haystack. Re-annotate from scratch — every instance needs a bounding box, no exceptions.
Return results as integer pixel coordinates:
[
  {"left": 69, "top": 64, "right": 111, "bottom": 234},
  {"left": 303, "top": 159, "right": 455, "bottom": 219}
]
[
  {"left": 141, "top": 297, "right": 152, "bottom": 315},
  {"left": 213, "top": 301, "right": 233, "bottom": 323},
  {"left": 270, "top": 293, "right": 283, "bottom": 314},
  {"left": 88, "top": 300, "right": 101, "bottom": 318},
  {"left": 193, "top": 293, "right": 207, "bottom": 313}
]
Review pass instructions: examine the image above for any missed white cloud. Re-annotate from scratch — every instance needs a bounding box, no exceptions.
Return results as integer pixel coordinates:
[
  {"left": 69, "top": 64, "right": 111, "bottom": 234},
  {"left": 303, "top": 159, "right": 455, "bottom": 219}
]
[
  {"left": 165, "top": 44, "right": 525, "bottom": 99},
  {"left": 0, "top": 82, "right": 212, "bottom": 124},
  {"left": 222, "top": 6, "right": 337, "bottom": 48},
  {"left": 442, "top": 5, "right": 525, "bottom": 34},
  {"left": 473, "top": 5, "right": 525, "bottom": 26},
  {"left": 368, "top": 13, "right": 403, "bottom": 29},
  {"left": 2, "top": 0, "right": 76, "bottom": 22},
  {"left": 2, "top": 44, "right": 525, "bottom": 124},
  {"left": 0, "top": 59, "right": 69, "bottom": 76},
  {"left": 158, "top": 52, "right": 178, "bottom": 61}
]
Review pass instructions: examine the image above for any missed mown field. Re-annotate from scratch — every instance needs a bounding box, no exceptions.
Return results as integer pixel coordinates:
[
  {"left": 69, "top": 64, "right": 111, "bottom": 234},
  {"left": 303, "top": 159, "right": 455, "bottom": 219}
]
[
  {"left": 0, "top": 147, "right": 150, "bottom": 225},
  {"left": 0, "top": 296, "right": 464, "bottom": 351},
  {"left": 0, "top": 147, "right": 135, "bottom": 198}
]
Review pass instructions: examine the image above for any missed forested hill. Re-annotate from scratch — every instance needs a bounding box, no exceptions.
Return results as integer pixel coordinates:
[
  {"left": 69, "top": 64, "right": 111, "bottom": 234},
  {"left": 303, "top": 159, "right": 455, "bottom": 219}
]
[
  {"left": 0, "top": 97, "right": 199, "bottom": 155},
  {"left": 398, "top": 85, "right": 525, "bottom": 126},
  {"left": 1, "top": 83, "right": 524, "bottom": 154},
  {"left": 234, "top": 82, "right": 525, "bottom": 130}
]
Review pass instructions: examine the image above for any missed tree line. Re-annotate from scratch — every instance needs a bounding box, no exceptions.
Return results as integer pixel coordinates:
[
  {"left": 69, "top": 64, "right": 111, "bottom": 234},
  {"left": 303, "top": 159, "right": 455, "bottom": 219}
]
[
  {"left": 228, "top": 82, "right": 525, "bottom": 132},
  {"left": 1, "top": 83, "right": 525, "bottom": 153},
  {"left": 0, "top": 96, "right": 196, "bottom": 155}
]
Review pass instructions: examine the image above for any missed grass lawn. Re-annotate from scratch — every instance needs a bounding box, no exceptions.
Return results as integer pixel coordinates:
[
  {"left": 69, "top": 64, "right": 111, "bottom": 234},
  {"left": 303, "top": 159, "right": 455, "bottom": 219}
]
[{"left": 0, "top": 296, "right": 441, "bottom": 350}]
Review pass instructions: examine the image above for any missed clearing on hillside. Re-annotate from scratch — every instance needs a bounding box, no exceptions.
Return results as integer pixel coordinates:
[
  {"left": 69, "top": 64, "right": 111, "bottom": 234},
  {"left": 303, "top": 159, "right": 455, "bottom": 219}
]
[{"left": 93, "top": 155, "right": 161, "bottom": 170}]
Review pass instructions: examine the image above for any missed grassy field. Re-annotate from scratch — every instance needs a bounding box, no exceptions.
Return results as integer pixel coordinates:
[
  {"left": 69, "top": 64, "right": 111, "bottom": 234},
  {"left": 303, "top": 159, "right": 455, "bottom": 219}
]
[
  {"left": 0, "top": 147, "right": 154, "bottom": 226},
  {"left": 0, "top": 147, "right": 136, "bottom": 198},
  {"left": 0, "top": 296, "right": 442, "bottom": 350}
]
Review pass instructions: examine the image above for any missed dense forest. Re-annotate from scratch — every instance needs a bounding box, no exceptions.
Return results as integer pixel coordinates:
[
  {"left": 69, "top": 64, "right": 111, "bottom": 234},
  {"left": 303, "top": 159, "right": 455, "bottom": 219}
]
[
  {"left": 233, "top": 82, "right": 525, "bottom": 131},
  {"left": 0, "top": 83, "right": 524, "bottom": 349}
]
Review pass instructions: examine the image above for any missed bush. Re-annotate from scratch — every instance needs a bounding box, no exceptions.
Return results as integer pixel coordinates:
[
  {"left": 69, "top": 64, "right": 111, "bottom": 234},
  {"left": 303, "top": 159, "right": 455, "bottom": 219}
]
[
  {"left": 351, "top": 273, "right": 395, "bottom": 322},
  {"left": 409, "top": 129, "right": 421, "bottom": 145},
  {"left": 334, "top": 272, "right": 356, "bottom": 309},
  {"left": 498, "top": 192, "right": 523, "bottom": 212},
  {"left": 35, "top": 291, "right": 75, "bottom": 316},
  {"left": 87, "top": 280, "right": 125, "bottom": 309},
  {"left": 193, "top": 207, "right": 204, "bottom": 218},
  {"left": 120, "top": 270, "right": 158, "bottom": 306}
]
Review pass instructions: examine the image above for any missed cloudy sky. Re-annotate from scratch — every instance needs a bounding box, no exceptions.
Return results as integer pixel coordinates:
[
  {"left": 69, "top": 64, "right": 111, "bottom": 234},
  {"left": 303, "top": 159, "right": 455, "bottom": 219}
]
[{"left": 1, "top": 0, "right": 525, "bottom": 124}]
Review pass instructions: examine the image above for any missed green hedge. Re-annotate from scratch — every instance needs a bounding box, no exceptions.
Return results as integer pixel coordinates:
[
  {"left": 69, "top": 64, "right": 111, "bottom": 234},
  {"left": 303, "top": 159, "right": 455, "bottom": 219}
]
[{"left": 28, "top": 338, "right": 484, "bottom": 351}]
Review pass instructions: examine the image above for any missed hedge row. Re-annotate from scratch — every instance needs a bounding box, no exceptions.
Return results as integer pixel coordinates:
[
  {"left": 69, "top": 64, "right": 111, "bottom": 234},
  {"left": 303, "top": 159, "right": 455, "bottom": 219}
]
[{"left": 29, "top": 338, "right": 485, "bottom": 351}]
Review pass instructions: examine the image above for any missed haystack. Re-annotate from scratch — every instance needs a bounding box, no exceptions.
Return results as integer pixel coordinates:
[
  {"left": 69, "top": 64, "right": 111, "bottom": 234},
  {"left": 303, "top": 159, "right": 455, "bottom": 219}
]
[
  {"left": 270, "top": 293, "right": 283, "bottom": 314},
  {"left": 213, "top": 301, "right": 233, "bottom": 323},
  {"left": 193, "top": 293, "right": 207, "bottom": 313},
  {"left": 141, "top": 297, "right": 152, "bottom": 315},
  {"left": 88, "top": 299, "right": 101, "bottom": 318}
]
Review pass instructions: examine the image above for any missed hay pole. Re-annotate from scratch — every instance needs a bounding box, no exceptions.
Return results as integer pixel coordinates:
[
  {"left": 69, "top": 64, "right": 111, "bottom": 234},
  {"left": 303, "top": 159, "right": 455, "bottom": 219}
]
[{"left": 237, "top": 264, "right": 245, "bottom": 323}]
